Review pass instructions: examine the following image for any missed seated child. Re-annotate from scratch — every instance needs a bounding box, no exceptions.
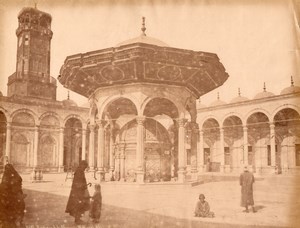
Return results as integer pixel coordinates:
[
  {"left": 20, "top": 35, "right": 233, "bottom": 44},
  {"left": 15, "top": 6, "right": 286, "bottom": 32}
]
[
  {"left": 89, "top": 184, "right": 102, "bottom": 223},
  {"left": 194, "top": 194, "right": 215, "bottom": 218}
]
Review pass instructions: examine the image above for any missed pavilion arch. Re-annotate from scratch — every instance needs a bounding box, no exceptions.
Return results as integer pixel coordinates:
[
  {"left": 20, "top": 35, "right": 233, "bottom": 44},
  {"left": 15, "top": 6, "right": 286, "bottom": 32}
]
[
  {"left": 39, "top": 111, "right": 62, "bottom": 128},
  {"left": 245, "top": 108, "right": 271, "bottom": 123},
  {"left": 221, "top": 112, "right": 245, "bottom": 127},
  {"left": 10, "top": 132, "right": 29, "bottom": 167},
  {"left": 140, "top": 96, "right": 183, "bottom": 119},
  {"left": 97, "top": 95, "right": 139, "bottom": 119},
  {"left": 142, "top": 97, "right": 179, "bottom": 120},
  {"left": 11, "top": 108, "right": 39, "bottom": 126},
  {"left": 199, "top": 116, "right": 221, "bottom": 130}
]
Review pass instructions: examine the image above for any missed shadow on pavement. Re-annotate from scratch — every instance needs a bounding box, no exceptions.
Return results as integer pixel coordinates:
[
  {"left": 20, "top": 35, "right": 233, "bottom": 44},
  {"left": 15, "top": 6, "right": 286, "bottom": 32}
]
[{"left": 23, "top": 188, "right": 279, "bottom": 228}]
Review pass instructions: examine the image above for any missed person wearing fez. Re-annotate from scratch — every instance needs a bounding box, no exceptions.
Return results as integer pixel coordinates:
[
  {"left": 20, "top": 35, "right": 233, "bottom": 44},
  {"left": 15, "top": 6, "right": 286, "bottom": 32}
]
[
  {"left": 65, "top": 160, "right": 91, "bottom": 225},
  {"left": 194, "top": 193, "right": 215, "bottom": 218}
]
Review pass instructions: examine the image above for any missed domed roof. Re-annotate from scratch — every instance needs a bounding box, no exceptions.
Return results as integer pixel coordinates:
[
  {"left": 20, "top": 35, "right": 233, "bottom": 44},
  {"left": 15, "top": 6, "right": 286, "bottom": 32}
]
[
  {"left": 280, "top": 76, "right": 300, "bottom": 95},
  {"left": 63, "top": 99, "right": 78, "bottom": 107},
  {"left": 115, "top": 17, "right": 168, "bottom": 47},
  {"left": 230, "top": 88, "right": 249, "bottom": 103},
  {"left": 62, "top": 91, "right": 77, "bottom": 107},
  {"left": 254, "top": 83, "right": 275, "bottom": 99},
  {"left": 210, "top": 93, "right": 227, "bottom": 106},
  {"left": 196, "top": 99, "right": 207, "bottom": 109}
]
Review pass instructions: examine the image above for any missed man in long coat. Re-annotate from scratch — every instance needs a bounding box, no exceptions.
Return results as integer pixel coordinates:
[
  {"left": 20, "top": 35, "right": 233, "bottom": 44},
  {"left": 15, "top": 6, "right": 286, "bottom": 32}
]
[
  {"left": 240, "top": 166, "right": 256, "bottom": 213},
  {"left": 65, "top": 160, "right": 90, "bottom": 224}
]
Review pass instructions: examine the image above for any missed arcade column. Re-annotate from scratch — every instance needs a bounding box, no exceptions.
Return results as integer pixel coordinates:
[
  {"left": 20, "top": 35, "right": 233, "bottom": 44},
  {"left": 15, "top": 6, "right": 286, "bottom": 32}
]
[
  {"left": 243, "top": 126, "right": 249, "bottom": 168},
  {"left": 58, "top": 127, "right": 64, "bottom": 172},
  {"left": 177, "top": 118, "right": 187, "bottom": 183},
  {"left": 109, "top": 126, "right": 115, "bottom": 180},
  {"left": 136, "top": 116, "right": 146, "bottom": 183},
  {"left": 270, "top": 122, "right": 276, "bottom": 173},
  {"left": 5, "top": 122, "right": 11, "bottom": 163},
  {"left": 219, "top": 128, "right": 225, "bottom": 173}
]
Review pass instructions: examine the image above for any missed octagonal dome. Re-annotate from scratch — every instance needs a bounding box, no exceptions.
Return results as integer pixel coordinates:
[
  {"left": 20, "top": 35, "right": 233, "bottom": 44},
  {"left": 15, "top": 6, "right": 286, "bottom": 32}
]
[{"left": 116, "top": 34, "right": 169, "bottom": 47}]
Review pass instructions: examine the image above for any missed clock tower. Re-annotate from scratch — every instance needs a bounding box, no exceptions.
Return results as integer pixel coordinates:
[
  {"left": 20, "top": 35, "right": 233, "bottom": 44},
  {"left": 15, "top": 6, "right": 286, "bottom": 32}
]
[{"left": 7, "top": 6, "right": 57, "bottom": 100}]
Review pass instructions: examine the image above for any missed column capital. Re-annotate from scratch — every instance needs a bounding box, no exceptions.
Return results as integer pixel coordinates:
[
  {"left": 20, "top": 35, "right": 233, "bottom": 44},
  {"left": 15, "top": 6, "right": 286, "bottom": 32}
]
[
  {"left": 96, "top": 120, "right": 106, "bottom": 128},
  {"left": 59, "top": 127, "right": 64, "bottom": 133},
  {"left": 34, "top": 125, "right": 39, "bottom": 131},
  {"left": 219, "top": 127, "right": 224, "bottom": 134},
  {"left": 269, "top": 122, "right": 275, "bottom": 129},
  {"left": 243, "top": 126, "right": 248, "bottom": 131},
  {"left": 136, "top": 116, "right": 146, "bottom": 125},
  {"left": 177, "top": 118, "right": 187, "bottom": 127},
  {"left": 82, "top": 128, "right": 87, "bottom": 134},
  {"left": 199, "top": 130, "right": 204, "bottom": 136},
  {"left": 89, "top": 124, "right": 96, "bottom": 131},
  {"left": 6, "top": 122, "right": 11, "bottom": 128}
]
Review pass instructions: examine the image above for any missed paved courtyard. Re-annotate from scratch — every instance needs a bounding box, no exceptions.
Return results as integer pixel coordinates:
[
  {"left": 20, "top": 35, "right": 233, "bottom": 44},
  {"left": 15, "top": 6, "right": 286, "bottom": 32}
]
[{"left": 20, "top": 173, "right": 300, "bottom": 228}]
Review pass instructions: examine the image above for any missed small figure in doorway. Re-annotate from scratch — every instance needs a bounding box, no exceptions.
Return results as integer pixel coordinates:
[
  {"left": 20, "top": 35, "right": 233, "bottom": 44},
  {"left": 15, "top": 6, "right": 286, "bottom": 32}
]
[
  {"left": 240, "top": 166, "right": 256, "bottom": 213},
  {"left": 89, "top": 184, "right": 102, "bottom": 223},
  {"left": 194, "top": 194, "right": 215, "bottom": 218}
]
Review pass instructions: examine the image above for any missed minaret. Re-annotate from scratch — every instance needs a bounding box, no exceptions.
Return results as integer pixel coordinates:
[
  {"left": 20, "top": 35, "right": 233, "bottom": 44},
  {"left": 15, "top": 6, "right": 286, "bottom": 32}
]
[{"left": 7, "top": 6, "right": 56, "bottom": 100}]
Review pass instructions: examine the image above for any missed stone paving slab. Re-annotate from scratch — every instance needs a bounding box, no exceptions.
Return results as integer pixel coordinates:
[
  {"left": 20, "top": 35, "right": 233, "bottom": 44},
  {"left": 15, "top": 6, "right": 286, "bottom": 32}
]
[{"left": 20, "top": 173, "right": 300, "bottom": 228}]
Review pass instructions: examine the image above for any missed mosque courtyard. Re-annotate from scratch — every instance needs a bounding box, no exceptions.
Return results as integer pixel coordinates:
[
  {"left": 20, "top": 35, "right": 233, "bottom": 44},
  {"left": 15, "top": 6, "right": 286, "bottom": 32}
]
[{"left": 19, "top": 173, "right": 299, "bottom": 228}]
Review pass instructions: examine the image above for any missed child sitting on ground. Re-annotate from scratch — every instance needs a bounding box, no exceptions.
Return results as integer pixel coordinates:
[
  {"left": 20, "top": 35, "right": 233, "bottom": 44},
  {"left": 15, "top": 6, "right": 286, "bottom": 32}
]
[
  {"left": 89, "top": 184, "right": 102, "bottom": 223},
  {"left": 194, "top": 194, "right": 215, "bottom": 218}
]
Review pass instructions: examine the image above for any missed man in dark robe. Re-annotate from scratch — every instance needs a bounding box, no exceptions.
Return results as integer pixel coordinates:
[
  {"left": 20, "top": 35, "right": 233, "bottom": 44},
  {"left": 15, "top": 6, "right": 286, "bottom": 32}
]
[
  {"left": 240, "top": 166, "right": 256, "bottom": 213},
  {"left": 0, "top": 163, "right": 26, "bottom": 227},
  {"left": 65, "top": 160, "right": 90, "bottom": 224}
]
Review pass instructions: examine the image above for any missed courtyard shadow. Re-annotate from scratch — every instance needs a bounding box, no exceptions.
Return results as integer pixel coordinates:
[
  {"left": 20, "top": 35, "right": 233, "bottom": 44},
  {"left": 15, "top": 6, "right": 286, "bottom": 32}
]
[{"left": 23, "top": 189, "right": 278, "bottom": 228}]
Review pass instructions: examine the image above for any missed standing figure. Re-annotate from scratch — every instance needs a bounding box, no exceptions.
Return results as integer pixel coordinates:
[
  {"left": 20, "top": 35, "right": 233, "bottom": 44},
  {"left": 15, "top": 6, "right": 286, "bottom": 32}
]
[
  {"left": 194, "top": 194, "right": 214, "bottom": 218},
  {"left": 65, "top": 160, "right": 90, "bottom": 225},
  {"left": 0, "top": 163, "right": 26, "bottom": 227},
  {"left": 89, "top": 184, "right": 102, "bottom": 223},
  {"left": 240, "top": 166, "right": 256, "bottom": 213}
]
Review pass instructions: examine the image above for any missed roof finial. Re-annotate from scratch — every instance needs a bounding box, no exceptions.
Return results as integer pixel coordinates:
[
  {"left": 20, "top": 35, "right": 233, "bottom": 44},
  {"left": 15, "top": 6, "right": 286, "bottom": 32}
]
[
  {"left": 263, "top": 82, "right": 266, "bottom": 92},
  {"left": 217, "top": 92, "right": 220, "bottom": 100},
  {"left": 67, "top": 90, "right": 70, "bottom": 100},
  {"left": 291, "top": 76, "right": 294, "bottom": 86},
  {"left": 34, "top": 1, "right": 37, "bottom": 9},
  {"left": 141, "top": 17, "right": 146, "bottom": 36},
  {"left": 238, "top": 88, "right": 241, "bottom": 96}
]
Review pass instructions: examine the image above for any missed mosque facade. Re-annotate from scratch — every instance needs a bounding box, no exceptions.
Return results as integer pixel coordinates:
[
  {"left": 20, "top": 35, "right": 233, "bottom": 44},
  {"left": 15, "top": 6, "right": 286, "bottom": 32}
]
[{"left": 0, "top": 7, "right": 299, "bottom": 183}]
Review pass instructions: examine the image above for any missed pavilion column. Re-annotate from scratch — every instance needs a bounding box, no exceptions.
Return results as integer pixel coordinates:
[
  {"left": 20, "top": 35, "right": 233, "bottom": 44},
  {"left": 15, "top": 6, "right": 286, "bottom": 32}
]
[
  {"left": 58, "top": 127, "right": 64, "bottom": 172},
  {"left": 5, "top": 122, "right": 11, "bottom": 164},
  {"left": 191, "top": 123, "right": 198, "bottom": 175},
  {"left": 177, "top": 118, "right": 187, "bottom": 183},
  {"left": 88, "top": 125, "right": 95, "bottom": 170},
  {"left": 96, "top": 120, "right": 106, "bottom": 181},
  {"left": 81, "top": 128, "right": 87, "bottom": 161},
  {"left": 270, "top": 123, "right": 276, "bottom": 172},
  {"left": 109, "top": 127, "right": 115, "bottom": 171},
  {"left": 219, "top": 128, "right": 225, "bottom": 173},
  {"left": 136, "top": 116, "right": 145, "bottom": 183},
  {"left": 243, "top": 126, "right": 249, "bottom": 167},
  {"left": 197, "top": 130, "right": 204, "bottom": 173},
  {"left": 33, "top": 126, "right": 39, "bottom": 168},
  {"left": 120, "top": 144, "right": 126, "bottom": 181}
]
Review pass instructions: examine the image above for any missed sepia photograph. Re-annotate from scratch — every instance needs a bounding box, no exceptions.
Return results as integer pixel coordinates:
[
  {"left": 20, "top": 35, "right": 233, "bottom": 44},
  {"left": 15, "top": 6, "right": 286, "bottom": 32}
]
[{"left": 0, "top": 0, "right": 299, "bottom": 227}]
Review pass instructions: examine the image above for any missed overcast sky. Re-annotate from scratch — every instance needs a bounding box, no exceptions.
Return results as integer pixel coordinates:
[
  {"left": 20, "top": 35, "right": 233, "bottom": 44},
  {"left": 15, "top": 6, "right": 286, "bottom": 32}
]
[{"left": 0, "top": 0, "right": 299, "bottom": 106}]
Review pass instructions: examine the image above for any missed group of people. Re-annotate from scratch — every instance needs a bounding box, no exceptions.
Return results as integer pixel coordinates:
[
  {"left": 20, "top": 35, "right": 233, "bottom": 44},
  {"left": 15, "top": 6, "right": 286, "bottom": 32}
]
[
  {"left": 194, "top": 166, "right": 256, "bottom": 218},
  {"left": 0, "top": 160, "right": 255, "bottom": 226},
  {"left": 65, "top": 160, "right": 102, "bottom": 225}
]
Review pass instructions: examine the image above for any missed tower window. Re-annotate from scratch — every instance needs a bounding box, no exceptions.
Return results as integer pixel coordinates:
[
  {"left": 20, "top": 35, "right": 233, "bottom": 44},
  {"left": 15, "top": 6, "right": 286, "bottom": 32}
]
[{"left": 24, "top": 35, "right": 29, "bottom": 45}]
